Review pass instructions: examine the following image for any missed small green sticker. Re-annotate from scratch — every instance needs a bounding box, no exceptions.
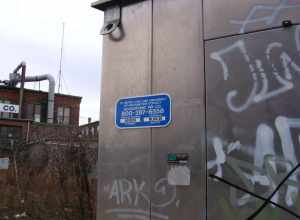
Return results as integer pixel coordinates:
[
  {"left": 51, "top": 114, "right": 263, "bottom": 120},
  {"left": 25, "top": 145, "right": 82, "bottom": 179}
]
[{"left": 168, "top": 154, "right": 177, "bottom": 161}]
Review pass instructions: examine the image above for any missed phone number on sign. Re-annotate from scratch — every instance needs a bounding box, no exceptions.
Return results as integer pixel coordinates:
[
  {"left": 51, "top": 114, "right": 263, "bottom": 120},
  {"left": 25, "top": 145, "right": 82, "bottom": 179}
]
[{"left": 121, "top": 109, "right": 165, "bottom": 117}]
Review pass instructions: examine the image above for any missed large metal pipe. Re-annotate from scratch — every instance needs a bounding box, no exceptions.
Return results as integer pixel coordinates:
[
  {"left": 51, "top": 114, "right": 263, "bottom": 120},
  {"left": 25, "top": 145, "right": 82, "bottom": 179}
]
[
  {"left": 8, "top": 62, "right": 27, "bottom": 119},
  {"left": 13, "top": 61, "right": 25, "bottom": 74},
  {"left": 18, "top": 62, "right": 26, "bottom": 119},
  {"left": 8, "top": 72, "right": 55, "bottom": 123},
  {"left": 23, "top": 75, "right": 55, "bottom": 123}
]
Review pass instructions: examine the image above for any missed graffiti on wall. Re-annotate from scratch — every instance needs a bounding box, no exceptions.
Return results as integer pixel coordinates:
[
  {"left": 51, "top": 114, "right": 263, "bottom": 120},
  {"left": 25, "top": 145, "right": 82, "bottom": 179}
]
[
  {"left": 208, "top": 25, "right": 300, "bottom": 217},
  {"left": 104, "top": 178, "right": 179, "bottom": 220},
  {"left": 230, "top": 0, "right": 300, "bottom": 34},
  {"left": 210, "top": 26, "right": 300, "bottom": 113},
  {"left": 208, "top": 116, "right": 300, "bottom": 207}
]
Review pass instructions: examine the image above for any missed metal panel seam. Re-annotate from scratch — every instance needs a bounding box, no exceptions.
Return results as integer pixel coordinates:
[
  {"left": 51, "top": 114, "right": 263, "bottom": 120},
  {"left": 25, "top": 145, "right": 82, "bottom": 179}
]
[{"left": 204, "top": 22, "right": 300, "bottom": 42}]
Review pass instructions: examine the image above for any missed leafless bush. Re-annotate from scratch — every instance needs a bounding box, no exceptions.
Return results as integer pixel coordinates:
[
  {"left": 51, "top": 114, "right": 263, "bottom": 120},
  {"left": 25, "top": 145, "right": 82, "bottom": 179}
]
[{"left": 0, "top": 128, "right": 97, "bottom": 220}]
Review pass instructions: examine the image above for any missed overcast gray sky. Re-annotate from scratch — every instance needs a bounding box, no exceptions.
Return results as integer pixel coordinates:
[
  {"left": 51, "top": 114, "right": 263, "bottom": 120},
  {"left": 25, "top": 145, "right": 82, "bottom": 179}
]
[{"left": 0, "top": 0, "right": 104, "bottom": 125}]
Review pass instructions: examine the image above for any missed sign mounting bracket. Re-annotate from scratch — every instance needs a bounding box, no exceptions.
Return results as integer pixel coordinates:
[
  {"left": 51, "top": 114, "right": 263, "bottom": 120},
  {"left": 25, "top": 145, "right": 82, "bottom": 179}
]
[
  {"left": 100, "top": 5, "right": 121, "bottom": 35},
  {"left": 91, "top": 0, "right": 147, "bottom": 35}
]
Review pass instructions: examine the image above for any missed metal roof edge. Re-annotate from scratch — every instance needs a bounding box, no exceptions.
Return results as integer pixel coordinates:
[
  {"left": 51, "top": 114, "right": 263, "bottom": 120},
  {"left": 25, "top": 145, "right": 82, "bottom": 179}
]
[
  {"left": 0, "top": 85, "right": 82, "bottom": 100},
  {"left": 91, "top": 0, "right": 146, "bottom": 11}
]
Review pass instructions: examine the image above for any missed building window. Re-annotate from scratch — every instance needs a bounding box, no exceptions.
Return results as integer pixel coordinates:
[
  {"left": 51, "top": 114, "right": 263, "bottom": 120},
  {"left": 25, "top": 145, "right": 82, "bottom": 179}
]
[
  {"left": 34, "top": 104, "right": 41, "bottom": 122},
  {"left": 64, "top": 107, "right": 70, "bottom": 125},
  {"left": 26, "top": 104, "right": 42, "bottom": 122},
  {"left": 26, "top": 104, "right": 34, "bottom": 120},
  {"left": 91, "top": 127, "right": 95, "bottom": 136},
  {"left": 57, "top": 107, "right": 71, "bottom": 125}
]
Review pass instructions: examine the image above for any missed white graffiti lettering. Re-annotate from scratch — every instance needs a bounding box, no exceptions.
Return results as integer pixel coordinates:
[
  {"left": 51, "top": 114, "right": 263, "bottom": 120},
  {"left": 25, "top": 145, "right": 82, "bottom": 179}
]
[
  {"left": 208, "top": 116, "right": 300, "bottom": 207},
  {"left": 106, "top": 209, "right": 169, "bottom": 220},
  {"left": 230, "top": 0, "right": 300, "bottom": 34},
  {"left": 105, "top": 178, "right": 179, "bottom": 220},
  {"left": 210, "top": 31, "right": 300, "bottom": 112}
]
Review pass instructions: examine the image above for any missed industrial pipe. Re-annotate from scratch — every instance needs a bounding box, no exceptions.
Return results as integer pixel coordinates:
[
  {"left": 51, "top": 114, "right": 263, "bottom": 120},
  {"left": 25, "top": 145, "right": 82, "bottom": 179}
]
[
  {"left": 7, "top": 72, "right": 55, "bottom": 123},
  {"left": 23, "top": 75, "right": 55, "bottom": 123},
  {"left": 10, "top": 61, "right": 26, "bottom": 119},
  {"left": 19, "top": 62, "right": 26, "bottom": 119},
  {"left": 13, "top": 61, "right": 26, "bottom": 74}
]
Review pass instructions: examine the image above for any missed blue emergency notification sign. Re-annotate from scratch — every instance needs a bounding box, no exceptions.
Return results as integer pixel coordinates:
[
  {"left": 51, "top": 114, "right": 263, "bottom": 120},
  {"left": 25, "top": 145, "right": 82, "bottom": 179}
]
[{"left": 115, "top": 94, "right": 171, "bottom": 129}]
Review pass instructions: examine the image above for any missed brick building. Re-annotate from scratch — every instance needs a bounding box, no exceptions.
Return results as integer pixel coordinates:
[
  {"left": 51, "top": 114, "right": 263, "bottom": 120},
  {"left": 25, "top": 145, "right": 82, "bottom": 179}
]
[
  {"left": 0, "top": 86, "right": 82, "bottom": 147},
  {"left": 0, "top": 86, "right": 81, "bottom": 124},
  {"left": 79, "top": 121, "right": 99, "bottom": 141}
]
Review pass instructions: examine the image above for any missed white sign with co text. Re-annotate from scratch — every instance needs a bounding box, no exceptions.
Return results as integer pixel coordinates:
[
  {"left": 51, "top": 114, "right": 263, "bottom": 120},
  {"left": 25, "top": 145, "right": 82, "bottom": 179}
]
[{"left": 0, "top": 103, "right": 19, "bottom": 114}]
